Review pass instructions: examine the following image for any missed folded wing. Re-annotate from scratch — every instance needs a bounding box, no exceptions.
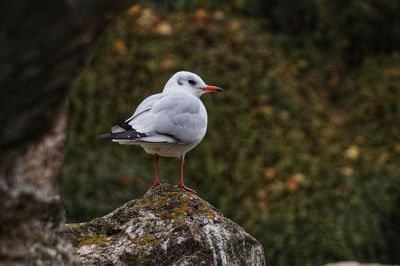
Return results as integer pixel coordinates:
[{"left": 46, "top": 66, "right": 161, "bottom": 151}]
[{"left": 101, "top": 93, "right": 207, "bottom": 144}]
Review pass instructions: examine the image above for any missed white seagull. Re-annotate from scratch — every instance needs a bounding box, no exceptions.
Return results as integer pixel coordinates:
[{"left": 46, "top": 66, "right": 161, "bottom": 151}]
[{"left": 100, "top": 71, "right": 223, "bottom": 194}]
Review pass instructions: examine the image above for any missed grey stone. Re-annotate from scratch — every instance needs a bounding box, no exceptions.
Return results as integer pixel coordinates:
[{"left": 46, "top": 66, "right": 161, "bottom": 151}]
[
  {"left": 324, "top": 262, "right": 399, "bottom": 266},
  {"left": 0, "top": 0, "right": 137, "bottom": 264},
  {"left": 66, "top": 184, "right": 265, "bottom": 266}
]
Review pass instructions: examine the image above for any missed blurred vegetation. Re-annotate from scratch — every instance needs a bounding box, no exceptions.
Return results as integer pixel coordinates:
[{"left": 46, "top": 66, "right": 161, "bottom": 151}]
[{"left": 60, "top": 1, "right": 400, "bottom": 265}]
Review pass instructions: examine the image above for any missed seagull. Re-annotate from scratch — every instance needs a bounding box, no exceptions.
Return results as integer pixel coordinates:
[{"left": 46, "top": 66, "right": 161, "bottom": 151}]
[{"left": 100, "top": 71, "right": 223, "bottom": 194}]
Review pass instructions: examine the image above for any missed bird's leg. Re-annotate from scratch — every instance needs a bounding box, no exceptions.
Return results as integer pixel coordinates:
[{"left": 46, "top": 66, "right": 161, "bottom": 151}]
[
  {"left": 177, "top": 156, "right": 197, "bottom": 194},
  {"left": 151, "top": 154, "right": 161, "bottom": 189}
]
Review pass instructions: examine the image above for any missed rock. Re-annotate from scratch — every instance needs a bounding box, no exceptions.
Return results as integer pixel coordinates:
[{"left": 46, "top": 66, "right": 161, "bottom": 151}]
[
  {"left": 66, "top": 184, "right": 265, "bottom": 265},
  {"left": 324, "top": 262, "right": 399, "bottom": 266},
  {"left": 0, "top": 0, "right": 138, "bottom": 264}
]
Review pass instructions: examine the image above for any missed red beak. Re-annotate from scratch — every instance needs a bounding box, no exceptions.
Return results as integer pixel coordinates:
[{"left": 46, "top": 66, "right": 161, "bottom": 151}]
[{"left": 202, "top": 85, "right": 223, "bottom": 93}]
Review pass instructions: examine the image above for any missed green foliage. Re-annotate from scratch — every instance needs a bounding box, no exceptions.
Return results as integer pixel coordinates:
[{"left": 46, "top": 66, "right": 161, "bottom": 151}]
[
  {"left": 157, "top": 0, "right": 400, "bottom": 62},
  {"left": 60, "top": 5, "right": 400, "bottom": 266},
  {"left": 263, "top": 0, "right": 400, "bottom": 62}
]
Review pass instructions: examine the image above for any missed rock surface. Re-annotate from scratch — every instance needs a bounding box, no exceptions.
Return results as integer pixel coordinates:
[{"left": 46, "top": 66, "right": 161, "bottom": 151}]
[
  {"left": 66, "top": 184, "right": 265, "bottom": 265},
  {"left": 324, "top": 262, "right": 399, "bottom": 266},
  {"left": 0, "top": 0, "right": 135, "bottom": 264}
]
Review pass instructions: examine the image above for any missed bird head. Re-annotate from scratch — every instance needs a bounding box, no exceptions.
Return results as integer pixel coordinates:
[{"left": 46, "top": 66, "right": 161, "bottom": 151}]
[{"left": 163, "top": 71, "right": 223, "bottom": 97}]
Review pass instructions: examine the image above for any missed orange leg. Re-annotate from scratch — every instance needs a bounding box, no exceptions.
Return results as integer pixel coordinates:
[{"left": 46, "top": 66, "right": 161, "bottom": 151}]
[
  {"left": 151, "top": 154, "right": 161, "bottom": 189},
  {"left": 177, "top": 157, "right": 197, "bottom": 194}
]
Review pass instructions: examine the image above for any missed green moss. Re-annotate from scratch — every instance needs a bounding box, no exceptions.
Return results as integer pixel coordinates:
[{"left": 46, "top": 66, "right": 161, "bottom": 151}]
[
  {"left": 78, "top": 235, "right": 110, "bottom": 247},
  {"left": 89, "top": 218, "right": 116, "bottom": 236},
  {"left": 150, "top": 192, "right": 216, "bottom": 224},
  {"left": 136, "top": 234, "right": 163, "bottom": 247},
  {"left": 65, "top": 222, "right": 117, "bottom": 247}
]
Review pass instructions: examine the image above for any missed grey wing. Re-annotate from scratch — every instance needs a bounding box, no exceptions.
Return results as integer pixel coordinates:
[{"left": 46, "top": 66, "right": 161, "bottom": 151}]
[
  {"left": 131, "top": 94, "right": 208, "bottom": 143},
  {"left": 111, "top": 93, "right": 164, "bottom": 133},
  {"left": 129, "top": 93, "right": 164, "bottom": 120}
]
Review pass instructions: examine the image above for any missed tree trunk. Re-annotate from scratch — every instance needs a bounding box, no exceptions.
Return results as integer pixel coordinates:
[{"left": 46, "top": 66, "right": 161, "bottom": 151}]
[{"left": 0, "top": 0, "right": 134, "bottom": 264}]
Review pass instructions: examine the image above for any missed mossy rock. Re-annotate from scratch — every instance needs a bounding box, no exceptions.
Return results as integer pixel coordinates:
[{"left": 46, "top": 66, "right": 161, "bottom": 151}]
[{"left": 65, "top": 184, "right": 265, "bottom": 265}]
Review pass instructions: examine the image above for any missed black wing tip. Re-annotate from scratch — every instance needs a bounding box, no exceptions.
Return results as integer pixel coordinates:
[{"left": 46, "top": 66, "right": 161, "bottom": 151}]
[
  {"left": 98, "top": 129, "right": 147, "bottom": 140},
  {"left": 118, "top": 122, "right": 132, "bottom": 130}
]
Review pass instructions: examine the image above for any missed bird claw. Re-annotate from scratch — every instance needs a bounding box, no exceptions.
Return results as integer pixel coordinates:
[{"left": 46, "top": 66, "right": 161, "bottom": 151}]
[{"left": 177, "top": 183, "right": 197, "bottom": 194}]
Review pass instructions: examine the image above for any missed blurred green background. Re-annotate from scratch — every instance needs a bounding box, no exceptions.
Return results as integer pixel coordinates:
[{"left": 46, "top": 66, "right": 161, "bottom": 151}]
[{"left": 59, "top": 1, "right": 400, "bottom": 265}]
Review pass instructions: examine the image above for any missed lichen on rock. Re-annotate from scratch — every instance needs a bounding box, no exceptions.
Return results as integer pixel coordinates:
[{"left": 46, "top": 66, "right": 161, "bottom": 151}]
[{"left": 65, "top": 184, "right": 265, "bottom": 265}]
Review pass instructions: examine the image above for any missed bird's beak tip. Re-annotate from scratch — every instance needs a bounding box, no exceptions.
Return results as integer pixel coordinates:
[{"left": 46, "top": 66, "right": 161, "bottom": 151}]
[{"left": 203, "top": 85, "right": 223, "bottom": 93}]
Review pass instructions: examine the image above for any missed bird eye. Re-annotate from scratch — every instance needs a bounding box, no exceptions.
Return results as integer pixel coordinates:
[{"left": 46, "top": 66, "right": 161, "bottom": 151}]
[{"left": 188, "top": 79, "right": 196, "bottom": 85}]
